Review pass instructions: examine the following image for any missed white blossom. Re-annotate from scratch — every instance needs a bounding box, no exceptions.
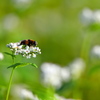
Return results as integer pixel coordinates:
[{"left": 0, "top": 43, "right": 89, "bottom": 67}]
[
  {"left": 80, "top": 8, "right": 93, "bottom": 25},
  {"left": 69, "top": 58, "right": 85, "bottom": 80},
  {"left": 40, "top": 63, "right": 71, "bottom": 89},
  {"left": 0, "top": 53, "right": 4, "bottom": 60},
  {"left": 6, "top": 41, "right": 41, "bottom": 58},
  {"left": 60, "top": 67, "right": 70, "bottom": 82},
  {"left": 93, "top": 10, "right": 100, "bottom": 22},
  {"left": 80, "top": 8, "right": 100, "bottom": 25},
  {"left": 91, "top": 45, "right": 100, "bottom": 57},
  {"left": 40, "top": 59, "right": 85, "bottom": 88},
  {"left": 11, "top": 85, "right": 39, "bottom": 100},
  {"left": 12, "top": 0, "right": 33, "bottom": 9}
]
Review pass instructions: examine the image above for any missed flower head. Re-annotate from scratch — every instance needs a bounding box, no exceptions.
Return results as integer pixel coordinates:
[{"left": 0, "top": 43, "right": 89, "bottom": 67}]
[
  {"left": 80, "top": 8, "right": 100, "bottom": 26},
  {"left": 91, "top": 45, "right": 100, "bottom": 57},
  {"left": 40, "top": 63, "right": 71, "bottom": 89},
  {"left": 0, "top": 52, "right": 4, "bottom": 60},
  {"left": 11, "top": 85, "right": 39, "bottom": 100},
  {"left": 6, "top": 40, "right": 41, "bottom": 58}
]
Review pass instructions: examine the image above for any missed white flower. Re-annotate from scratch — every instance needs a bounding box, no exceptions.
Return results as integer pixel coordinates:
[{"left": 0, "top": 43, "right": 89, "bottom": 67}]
[
  {"left": 7, "top": 41, "right": 41, "bottom": 59},
  {"left": 0, "top": 53, "right": 4, "bottom": 60},
  {"left": 32, "top": 53, "right": 36, "bottom": 58},
  {"left": 80, "top": 8, "right": 93, "bottom": 25},
  {"left": 40, "top": 63, "right": 71, "bottom": 89},
  {"left": 91, "top": 45, "right": 100, "bottom": 57},
  {"left": 26, "top": 54, "right": 32, "bottom": 59},
  {"left": 69, "top": 58, "right": 85, "bottom": 80},
  {"left": 12, "top": 0, "right": 33, "bottom": 9},
  {"left": 80, "top": 8, "right": 100, "bottom": 25},
  {"left": 11, "top": 85, "right": 39, "bottom": 100},
  {"left": 60, "top": 67, "right": 71, "bottom": 82},
  {"left": 93, "top": 10, "right": 100, "bottom": 22},
  {"left": 40, "top": 59, "right": 85, "bottom": 89}
]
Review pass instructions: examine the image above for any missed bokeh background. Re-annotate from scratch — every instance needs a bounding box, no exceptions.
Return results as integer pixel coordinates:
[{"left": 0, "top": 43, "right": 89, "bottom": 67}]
[{"left": 1, "top": 0, "right": 100, "bottom": 100}]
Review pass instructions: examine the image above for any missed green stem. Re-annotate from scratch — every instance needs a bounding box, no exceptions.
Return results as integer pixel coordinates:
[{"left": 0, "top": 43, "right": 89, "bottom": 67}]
[
  {"left": 80, "top": 33, "right": 93, "bottom": 100},
  {"left": 12, "top": 51, "right": 15, "bottom": 64},
  {"left": 80, "top": 33, "right": 92, "bottom": 62},
  {"left": 6, "top": 68, "right": 15, "bottom": 100}
]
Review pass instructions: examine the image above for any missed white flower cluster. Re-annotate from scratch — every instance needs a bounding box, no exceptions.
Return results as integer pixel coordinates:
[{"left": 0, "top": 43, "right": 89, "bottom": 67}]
[
  {"left": 69, "top": 58, "right": 85, "bottom": 80},
  {"left": 91, "top": 45, "right": 100, "bottom": 57},
  {"left": 80, "top": 8, "right": 100, "bottom": 26},
  {"left": 40, "top": 59, "right": 85, "bottom": 89},
  {"left": 11, "top": 85, "right": 39, "bottom": 100},
  {"left": 41, "top": 63, "right": 71, "bottom": 89},
  {"left": 6, "top": 42, "right": 41, "bottom": 58},
  {"left": 11, "top": 85, "right": 80, "bottom": 100},
  {"left": 0, "top": 52, "right": 4, "bottom": 60}
]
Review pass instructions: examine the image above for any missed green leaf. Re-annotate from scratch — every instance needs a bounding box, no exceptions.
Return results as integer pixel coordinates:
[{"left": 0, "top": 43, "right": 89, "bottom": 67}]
[
  {"left": 7, "top": 63, "right": 38, "bottom": 69},
  {"left": 30, "top": 63, "right": 38, "bottom": 68}
]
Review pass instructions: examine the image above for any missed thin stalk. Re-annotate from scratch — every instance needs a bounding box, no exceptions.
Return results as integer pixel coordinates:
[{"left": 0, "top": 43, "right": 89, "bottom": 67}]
[
  {"left": 80, "top": 33, "right": 92, "bottom": 100},
  {"left": 6, "top": 67, "right": 15, "bottom": 100},
  {"left": 72, "top": 33, "right": 92, "bottom": 99},
  {"left": 6, "top": 52, "right": 15, "bottom": 100},
  {"left": 80, "top": 33, "right": 92, "bottom": 62},
  {"left": 12, "top": 51, "right": 15, "bottom": 64}
]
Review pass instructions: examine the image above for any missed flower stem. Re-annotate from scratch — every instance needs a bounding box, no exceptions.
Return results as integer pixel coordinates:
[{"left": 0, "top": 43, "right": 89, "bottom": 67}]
[
  {"left": 6, "top": 68, "right": 15, "bottom": 100},
  {"left": 80, "top": 33, "right": 92, "bottom": 62}
]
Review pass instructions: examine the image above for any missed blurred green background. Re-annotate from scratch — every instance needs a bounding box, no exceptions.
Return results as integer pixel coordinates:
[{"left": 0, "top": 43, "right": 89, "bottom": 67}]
[{"left": 1, "top": 0, "right": 100, "bottom": 100}]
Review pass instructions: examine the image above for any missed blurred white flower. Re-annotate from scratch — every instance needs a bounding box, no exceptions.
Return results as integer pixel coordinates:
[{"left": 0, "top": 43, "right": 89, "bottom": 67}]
[
  {"left": 80, "top": 8, "right": 93, "bottom": 25},
  {"left": 3, "top": 14, "right": 20, "bottom": 31},
  {"left": 40, "top": 63, "right": 71, "bottom": 89},
  {"left": 12, "top": 0, "right": 33, "bottom": 9},
  {"left": 11, "top": 85, "right": 39, "bottom": 100},
  {"left": 41, "top": 59, "right": 85, "bottom": 88},
  {"left": 60, "top": 67, "right": 71, "bottom": 82},
  {"left": 0, "top": 52, "right": 4, "bottom": 60},
  {"left": 93, "top": 10, "right": 100, "bottom": 22},
  {"left": 6, "top": 40, "right": 41, "bottom": 58},
  {"left": 21, "top": 89, "right": 39, "bottom": 100},
  {"left": 91, "top": 45, "right": 100, "bottom": 57},
  {"left": 80, "top": 8, "right": 100, "bottom": 25},
  {"left": 69, "top": 58, "right": 85, "bottom": 80}
]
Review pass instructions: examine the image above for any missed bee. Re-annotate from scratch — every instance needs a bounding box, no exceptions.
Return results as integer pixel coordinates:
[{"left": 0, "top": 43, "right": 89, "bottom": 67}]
[{"left": 20, "top": 39, "right": 37, "bottom": 47}]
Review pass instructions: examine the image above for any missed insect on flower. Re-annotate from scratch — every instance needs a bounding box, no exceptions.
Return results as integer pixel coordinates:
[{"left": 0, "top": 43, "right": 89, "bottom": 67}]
[
  {"left": 6, "top": 39, "right": 41, "bottom": 58},
  {"left": 19, "top": 39, "right": 37, "bottom": 47}
]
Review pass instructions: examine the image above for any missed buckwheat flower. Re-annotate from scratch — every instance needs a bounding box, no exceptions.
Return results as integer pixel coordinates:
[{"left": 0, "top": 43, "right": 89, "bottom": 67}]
[
  {"left": 93, "top": 10, "right": 100, "bottom": 23},
  {"left": 0, "top": 52, "right": 4, "bottom": 60},
  {"left": 32, "top": 53, "right": 36, "bottom": 58},
  {"left": 12, "top": 0, "right": 32, "bottom": 9},
  {"left": 91, "top": 45, "right": 100, "bottom": 57},
  {"left": 60, "top": 67, "right": 71, "bottom": 82},
  {"left": 6, "top": 40, "right": 41, "bottom": 58},
  {"left": 80, "top": 8, "right": 100, "bottom": 26},
  {"left": 25, "top": 54, "right": 32, "bottom": 59},
  {"left": 41, "top": 63, "right": 61, "bottom": 89},
  {"left": 80, "top": 8, "right": 93, "bottom": 26},
  {"left": 11, "top": 85, "right": 39, "bottom": 100},
  {"left": 69, "top": 58, "right": 85, "bottom": 80},
  {"left": 40, "top": 63, "right": 71, "bottom": 89}
]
